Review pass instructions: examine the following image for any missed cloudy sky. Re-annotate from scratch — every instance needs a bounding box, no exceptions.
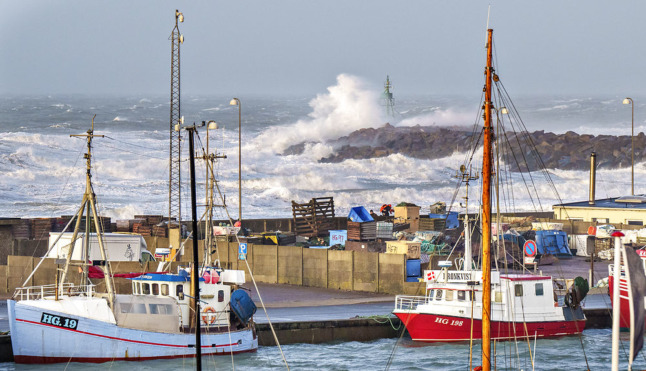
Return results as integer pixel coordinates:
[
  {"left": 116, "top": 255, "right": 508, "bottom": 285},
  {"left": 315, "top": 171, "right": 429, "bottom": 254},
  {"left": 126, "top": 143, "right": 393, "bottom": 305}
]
[{"left": 1, "top": 1, "right": 644, "bottom": 97}]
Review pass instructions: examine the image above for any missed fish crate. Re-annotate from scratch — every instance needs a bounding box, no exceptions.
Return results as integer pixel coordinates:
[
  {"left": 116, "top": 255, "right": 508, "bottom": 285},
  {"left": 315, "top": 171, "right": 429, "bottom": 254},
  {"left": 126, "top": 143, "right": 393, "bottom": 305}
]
[
  {"left": 347, "top": 221, "right": 376, "bottom": 241},
  {"left": 133, "top": 223, "right": 152, "bottom": 236},
  {"left": 11, "top": 219, "right": 31, "bottom": 240},
  {"left": 135, "top": 215, "right": 164, "bottom": 225},
  {"left": 376, "top": 222, "right": 394, "bottom": 239},
  {"left": 386, "top": 240, "right": 421, "bottom": 260},
  {"left": 116, "top": 220, "right": 132, "bottom": 232},
  {"left": 419, "top": 217, "right": 445, "bottom": 232}
]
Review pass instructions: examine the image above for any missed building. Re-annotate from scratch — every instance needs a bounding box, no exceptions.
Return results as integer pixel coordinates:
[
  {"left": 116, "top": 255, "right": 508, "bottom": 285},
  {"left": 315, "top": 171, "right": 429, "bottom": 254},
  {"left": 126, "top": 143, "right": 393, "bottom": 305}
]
[{"left": 553, "top": 195, "right": 646, "bottom": 226}]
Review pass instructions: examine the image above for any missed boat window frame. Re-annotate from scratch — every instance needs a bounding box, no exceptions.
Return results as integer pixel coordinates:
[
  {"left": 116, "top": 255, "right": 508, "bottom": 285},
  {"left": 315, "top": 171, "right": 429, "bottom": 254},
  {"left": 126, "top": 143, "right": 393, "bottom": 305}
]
[
  {"left": 428, "top": 289, "right": 434, "bottom": 301},
  {"left": 445, "top": 290, "right": 454, "bottom": 301},
  {"left": 161, "top": 284, "right": 169, "bottom": 296},
  {"left": 535, "top": 283, "right": 544, "bottom": 296},
  {"left": 457, "top": 291, "right": 466, "bottom": 301},
  {"left": 435, "top": 289, "right": 443, "bottom": 301},
  {"left": 152, "top": 283, "right": 159, "bottom": 296},
  {"left": 142, "top": 283, "right": 151, "bottom": 295},
  {"left": 514, "top": 284, "right": 523, "bottom": 297}
]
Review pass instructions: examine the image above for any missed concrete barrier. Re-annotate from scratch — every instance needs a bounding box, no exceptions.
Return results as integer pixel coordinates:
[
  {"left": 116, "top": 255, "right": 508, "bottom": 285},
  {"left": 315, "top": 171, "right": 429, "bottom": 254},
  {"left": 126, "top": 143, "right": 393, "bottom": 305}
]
[
  {"left": 252, "top": 245, "right": 278, "bottom": 283},
  {"left": 327, "top": 250, "right": 353, "bottom": 291},
  {"left": 353, "top": 251, "right": 378, "bottom": 292},
  {"left": 378, "top": 253, "right": 405, "bottom": 294},
  {"left": 278, "top": 246, "right": 302, "bottom": 285},
  {"left": 302, "top": 248, "right": 327, "bottom": 288}
]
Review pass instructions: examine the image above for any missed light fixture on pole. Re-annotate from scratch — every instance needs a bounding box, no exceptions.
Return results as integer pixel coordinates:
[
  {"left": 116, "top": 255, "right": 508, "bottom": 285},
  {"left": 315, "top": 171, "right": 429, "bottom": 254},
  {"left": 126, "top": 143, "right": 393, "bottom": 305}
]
[
  {"left": 229, "top": 98, "right": 242, "bottom": 226},
  {"left": 623, "top": 97, "right": 635, "bottom": 195}
]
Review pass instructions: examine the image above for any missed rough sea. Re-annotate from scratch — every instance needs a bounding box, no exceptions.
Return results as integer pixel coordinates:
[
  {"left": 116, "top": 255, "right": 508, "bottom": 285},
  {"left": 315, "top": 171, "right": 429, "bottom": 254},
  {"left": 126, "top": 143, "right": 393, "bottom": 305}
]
[{"left": 1, "top": 74, "right": 642, "bottom": 223}]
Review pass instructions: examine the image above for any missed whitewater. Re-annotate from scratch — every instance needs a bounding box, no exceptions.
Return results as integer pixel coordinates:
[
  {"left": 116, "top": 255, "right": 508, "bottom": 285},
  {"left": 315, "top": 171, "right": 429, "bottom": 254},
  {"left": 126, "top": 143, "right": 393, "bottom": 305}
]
[{"left": 0, "top": 74, "right": 643, "bottom": 221}]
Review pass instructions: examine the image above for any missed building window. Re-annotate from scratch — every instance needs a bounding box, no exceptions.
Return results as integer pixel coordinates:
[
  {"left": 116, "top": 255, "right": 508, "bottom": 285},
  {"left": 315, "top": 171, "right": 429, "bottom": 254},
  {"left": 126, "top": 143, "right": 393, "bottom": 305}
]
[
  {"left": 535, "top": 283, "right": 544, "bottom": 296},
  {"left": 627, "top": 220, "right": 644, "bottom": 226},
  {"left": 592, "top": 218, "right": 609, "bottom": 223},
  {"left": 568, "top": 218, "right": 583, "bottom": 222},
  {"left": 515, "top": 284, "right": 523, "bottom": 297}
]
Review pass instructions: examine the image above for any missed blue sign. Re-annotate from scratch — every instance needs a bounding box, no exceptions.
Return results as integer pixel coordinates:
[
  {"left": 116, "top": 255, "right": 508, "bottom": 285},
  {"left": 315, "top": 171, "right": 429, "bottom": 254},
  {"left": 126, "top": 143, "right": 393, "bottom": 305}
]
[
  {"left": 238, "top": 243, "right": 247, "bottom": 260},
  {"left": 524, "top": 240, "right": 537, "bottom": 257}
]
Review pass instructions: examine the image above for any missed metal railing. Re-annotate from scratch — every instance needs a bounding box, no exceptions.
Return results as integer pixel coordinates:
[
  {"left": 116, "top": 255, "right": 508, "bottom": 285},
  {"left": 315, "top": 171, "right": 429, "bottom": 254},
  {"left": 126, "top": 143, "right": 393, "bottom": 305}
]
[
  {"left": 395, "top": 295, "right": 429, "bottom": 311},
  {"left": 13, "top": 283, "right": 96, "bottom": 301}
]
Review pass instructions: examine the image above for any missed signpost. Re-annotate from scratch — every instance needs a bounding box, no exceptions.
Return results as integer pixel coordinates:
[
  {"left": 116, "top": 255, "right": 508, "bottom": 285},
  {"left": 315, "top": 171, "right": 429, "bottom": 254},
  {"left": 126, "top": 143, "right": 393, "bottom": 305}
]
[
  {"left": 523, "top": 240, "right": 537, "bottom": 271},
  {"left": 238, "top": 243, "right": 247, "bottom": 260}
]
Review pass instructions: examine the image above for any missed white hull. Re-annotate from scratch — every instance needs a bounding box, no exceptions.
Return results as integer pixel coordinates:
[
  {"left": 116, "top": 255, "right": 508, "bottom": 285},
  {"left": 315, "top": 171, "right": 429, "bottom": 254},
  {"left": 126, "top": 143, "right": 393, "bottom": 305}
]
[{"left": 8, "top": 299, "right": 258, "bottom": 364}]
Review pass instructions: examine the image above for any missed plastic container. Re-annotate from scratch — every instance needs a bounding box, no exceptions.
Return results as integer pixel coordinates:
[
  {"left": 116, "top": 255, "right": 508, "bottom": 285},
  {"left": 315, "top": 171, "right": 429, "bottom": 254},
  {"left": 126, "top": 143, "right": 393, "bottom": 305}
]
[
  {"left": 406, "top": 276, "right": 421, "bottom": 282},
  {"left": 347, "top": 206, "right": 375, "bottom": 223},
  {"left": 329, "top": 230, "right": 348, "bottom": 247},
  {"left": 230, "top": 289, "right": 257, "bottom": 325},
  {"left": 406, "top": 259, "right": 421, "bottom": 277}
]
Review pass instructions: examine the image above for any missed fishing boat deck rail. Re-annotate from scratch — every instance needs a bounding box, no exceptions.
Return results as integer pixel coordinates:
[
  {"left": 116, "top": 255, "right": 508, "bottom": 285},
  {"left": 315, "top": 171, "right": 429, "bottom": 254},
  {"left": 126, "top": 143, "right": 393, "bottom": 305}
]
[
  {"left": 395, "top": 295, "right": 429, "bottom": 311},
  {"left": 13, "top": 283, "right": 95, "bottom": 301}
]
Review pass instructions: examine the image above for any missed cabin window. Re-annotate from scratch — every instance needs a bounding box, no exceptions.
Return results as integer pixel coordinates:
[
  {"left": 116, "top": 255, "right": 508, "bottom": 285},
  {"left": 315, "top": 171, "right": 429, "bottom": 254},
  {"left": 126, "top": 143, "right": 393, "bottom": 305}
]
[
  {"left": 142, "top": 283, "right": 151, "bottom": 295},
  {"left": 457, "top": 291, "right": 466, "bottom": 301},
  {"left": 132, "top": 283, "right": 138, "bottom": 295},
  {"left": 152, "top": 283, "right": 159, "bottom": 296},
  {"left": 515, "top": 284, "right": 523, "bottom": 297},
  {"left": 495, "top": 291, "right": 503, "bottom": 303},
  {"left": 428, "top": 289, "right": 434, "bottom": 300},
  {"left": 176, "top": 284, "right": 184, "bottom": 300},
  {"left": 435, "top": 290, "right": 443, "bottom": 301},
  {"left": 161, "top": 284, "right": 169, "bottom": 296},
  {"left": 120, "top": 303, "right": 132, "bottom": 313},
  {"left": 218, "top": 290, "right": 225, "bottom": 302},
  {"left": 149, "top": 304, "right": 173, "bottom": 315},
  {"left": 535, "top": 283, "right": 544, "bottom": 296},
  {"left": 445, "top": 290, "right": 454, "bottom": 301},
  {"left": 132, "top": 303, "right": 147, "bottom": 314}
]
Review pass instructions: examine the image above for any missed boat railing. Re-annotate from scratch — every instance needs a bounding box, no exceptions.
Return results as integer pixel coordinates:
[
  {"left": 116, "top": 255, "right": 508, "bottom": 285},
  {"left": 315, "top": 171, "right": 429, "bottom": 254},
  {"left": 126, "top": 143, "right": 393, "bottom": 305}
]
[
  {"left": 395, "top": 295, "right": 429, "bottom": 311},
  {"left": 13, "top": 283, "right": 96, "bottom": 301}
]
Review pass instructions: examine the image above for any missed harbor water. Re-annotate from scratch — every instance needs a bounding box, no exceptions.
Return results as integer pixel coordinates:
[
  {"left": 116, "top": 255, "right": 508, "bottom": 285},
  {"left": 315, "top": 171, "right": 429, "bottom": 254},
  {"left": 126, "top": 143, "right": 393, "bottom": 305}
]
[{"left": 0, "top": 329, "right": 642, "bottom": 370}]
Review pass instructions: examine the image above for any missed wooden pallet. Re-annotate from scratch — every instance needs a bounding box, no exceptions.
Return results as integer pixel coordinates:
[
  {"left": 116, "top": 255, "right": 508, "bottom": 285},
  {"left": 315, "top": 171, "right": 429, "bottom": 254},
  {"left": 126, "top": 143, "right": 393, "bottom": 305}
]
[
  {"left": 292, "top": 197, "right": 335, "bottom": 237},
  {"left": 347, "top": 221, "right": 377, "bottom": 241}
]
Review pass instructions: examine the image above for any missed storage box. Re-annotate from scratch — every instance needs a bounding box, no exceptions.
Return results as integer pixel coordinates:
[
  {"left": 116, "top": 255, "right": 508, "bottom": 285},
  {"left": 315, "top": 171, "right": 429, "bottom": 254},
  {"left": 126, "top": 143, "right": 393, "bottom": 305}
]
[
  {"left": 386, "top": 241, "right": 421, "bottom": 260},
  {"left": 329, "top": 230, "right": 347, "bottom": 247},
  {"left": 347, "top": 206, "right": 374, "bottom": 223},
  {"left": 347, "top": 221, "right": 376, "bottom": 241},
  {"left": 376, "top": 222, "right": 394, "bottom": 239},
  {"left": 394, "top": 205, "right": 420, "bottom": 220},
  {"left": 406, "top": 259, "right": 421, "bottom": 277}
]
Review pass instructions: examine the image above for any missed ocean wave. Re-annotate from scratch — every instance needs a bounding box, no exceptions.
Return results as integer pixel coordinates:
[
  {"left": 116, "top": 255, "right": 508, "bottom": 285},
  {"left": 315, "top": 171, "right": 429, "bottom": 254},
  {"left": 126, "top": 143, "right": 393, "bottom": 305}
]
[{"left": 112, "top": 116, "right": 127, "bottom": 122}]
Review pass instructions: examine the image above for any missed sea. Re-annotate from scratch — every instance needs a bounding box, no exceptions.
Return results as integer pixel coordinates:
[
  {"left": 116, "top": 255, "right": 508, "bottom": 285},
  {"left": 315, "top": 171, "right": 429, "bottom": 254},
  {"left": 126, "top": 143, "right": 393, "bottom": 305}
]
[
  {"left": 1, "top": 75, "right": 645, "bottom": 369},
  {"left": 0, "top": 74, "right": 643, "bottom": 223}
]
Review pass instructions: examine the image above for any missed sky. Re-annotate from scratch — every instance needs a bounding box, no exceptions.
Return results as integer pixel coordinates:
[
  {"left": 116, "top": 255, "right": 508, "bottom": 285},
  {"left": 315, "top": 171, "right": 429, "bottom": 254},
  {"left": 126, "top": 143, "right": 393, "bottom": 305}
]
[{"left": 1, "top": 1, "right": 645, "bottom": 97}]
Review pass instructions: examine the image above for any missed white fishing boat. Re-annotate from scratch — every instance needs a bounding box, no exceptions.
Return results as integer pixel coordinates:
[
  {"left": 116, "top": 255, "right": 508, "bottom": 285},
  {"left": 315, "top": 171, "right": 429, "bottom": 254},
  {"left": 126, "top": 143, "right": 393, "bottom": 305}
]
[{"left": 8, "top": 120, "right": 258, "bottom": 364}]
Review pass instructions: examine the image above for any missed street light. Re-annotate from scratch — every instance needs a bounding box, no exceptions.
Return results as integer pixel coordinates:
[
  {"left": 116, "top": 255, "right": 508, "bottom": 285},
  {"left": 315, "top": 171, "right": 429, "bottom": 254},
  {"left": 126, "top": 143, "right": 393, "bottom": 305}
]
[
  {"left": 623, "top": 97, "right": 634, "bottom": 195},
  {"left": 229, "top": 98, "right": 242, "bottom": 226}
]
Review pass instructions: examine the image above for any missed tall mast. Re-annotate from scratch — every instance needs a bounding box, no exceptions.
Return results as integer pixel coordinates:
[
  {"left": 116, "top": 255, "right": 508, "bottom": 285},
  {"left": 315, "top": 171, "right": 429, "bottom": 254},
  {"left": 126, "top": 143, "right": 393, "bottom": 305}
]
[
  {"left": 169, "top": 10, "right": 184, "bottom": 257},
  {"left": 481, "top": 28, "right": 494, "bottom": 371},
  {"left": 382, "top": 75, "right": 395, "bottom": 117}
]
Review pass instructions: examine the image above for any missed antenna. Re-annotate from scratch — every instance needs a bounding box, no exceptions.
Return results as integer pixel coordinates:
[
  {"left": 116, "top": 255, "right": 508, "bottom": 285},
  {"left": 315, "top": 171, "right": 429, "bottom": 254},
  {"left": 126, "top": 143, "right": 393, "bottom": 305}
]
[
  {"left": 486, "top": 5, "right": 491, "bottom": 30},
  {"left": 381, "top": 75, "right": 395, "bottom": 118}
]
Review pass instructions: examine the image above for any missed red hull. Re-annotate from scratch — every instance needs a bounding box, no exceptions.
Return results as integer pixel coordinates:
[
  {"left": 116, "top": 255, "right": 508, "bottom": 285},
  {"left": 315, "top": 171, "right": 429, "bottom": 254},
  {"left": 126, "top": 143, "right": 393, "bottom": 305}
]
[{"left": 394, "top": 312, "right": 585, "bottom": 342}]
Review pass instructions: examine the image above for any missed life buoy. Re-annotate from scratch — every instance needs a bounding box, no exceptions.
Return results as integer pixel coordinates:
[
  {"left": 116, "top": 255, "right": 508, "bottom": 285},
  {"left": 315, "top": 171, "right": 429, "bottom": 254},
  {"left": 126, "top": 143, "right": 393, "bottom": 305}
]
[{"left": 201, "top": 306, "right": 216, "bottom": 325}]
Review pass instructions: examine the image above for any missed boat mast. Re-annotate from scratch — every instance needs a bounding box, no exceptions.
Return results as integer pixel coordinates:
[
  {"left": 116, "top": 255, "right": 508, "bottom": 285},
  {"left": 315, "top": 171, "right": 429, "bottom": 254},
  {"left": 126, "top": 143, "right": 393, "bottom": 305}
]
[
  {"left": 186, "top": 126, "right": 202, "bottom": 369},
  {"left": 59, "top": 116, "right": 115, "bottom": 307},
  {"left": 482, "top": 28, "right": 494, "bottom": 371}
]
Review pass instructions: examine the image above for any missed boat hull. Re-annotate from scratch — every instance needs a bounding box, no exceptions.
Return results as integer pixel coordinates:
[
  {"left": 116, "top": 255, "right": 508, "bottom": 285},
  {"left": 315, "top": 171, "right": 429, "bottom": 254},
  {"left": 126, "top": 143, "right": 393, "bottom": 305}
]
[
  {"left": 8, "top": 300, "right": 258, "bottom": 364},
  {"left": 394, "top": 311, "right": 585, "bottom": 342}
]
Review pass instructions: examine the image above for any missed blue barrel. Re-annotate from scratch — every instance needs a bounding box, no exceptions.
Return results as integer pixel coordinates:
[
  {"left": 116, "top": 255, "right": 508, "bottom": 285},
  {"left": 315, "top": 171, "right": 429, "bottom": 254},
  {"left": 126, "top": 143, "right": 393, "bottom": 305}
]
[
  {"left": 406, "top": 259, "right": 421, "bottom": 277},
  {"left": 230, "top": 289, "right": 257, "bottom": 325}
]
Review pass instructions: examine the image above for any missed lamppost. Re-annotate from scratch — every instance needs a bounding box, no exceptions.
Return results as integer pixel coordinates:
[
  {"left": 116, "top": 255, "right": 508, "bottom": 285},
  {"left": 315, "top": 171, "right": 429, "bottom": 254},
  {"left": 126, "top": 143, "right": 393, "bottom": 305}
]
[
  {"left": 229, "top": 98, "right": 242, "bottom": 226},
  {"left": 623, "top": 97, "right": 634, "bottom": 195}
]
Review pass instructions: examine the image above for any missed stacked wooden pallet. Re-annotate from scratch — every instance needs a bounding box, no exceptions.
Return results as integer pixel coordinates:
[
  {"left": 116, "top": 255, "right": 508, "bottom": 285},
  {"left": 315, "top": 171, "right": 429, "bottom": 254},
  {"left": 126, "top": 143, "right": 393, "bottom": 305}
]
[
  {"left": 152, "top": 225, "right": 167, "bottom": 237},
  {"left": 132, "top": 223, "right": 152, "bottom": 236},
  {"left": 419, "top": 217, "right": 445, "bottom": 232},
  {"left": 347, "top": 221, "right": 376, "bottom": 241},
  {"left": 291, "top": 197, "right": 335, "bottom": 237},
  {"left": 11, "top": 219, "right": 31, "bottom": 240},
  {"left": 32, "top": 218, "right": 54, "bottom": 240},
  {"left": 115, "top": 220, "right": 132, "bottom": 232}
]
